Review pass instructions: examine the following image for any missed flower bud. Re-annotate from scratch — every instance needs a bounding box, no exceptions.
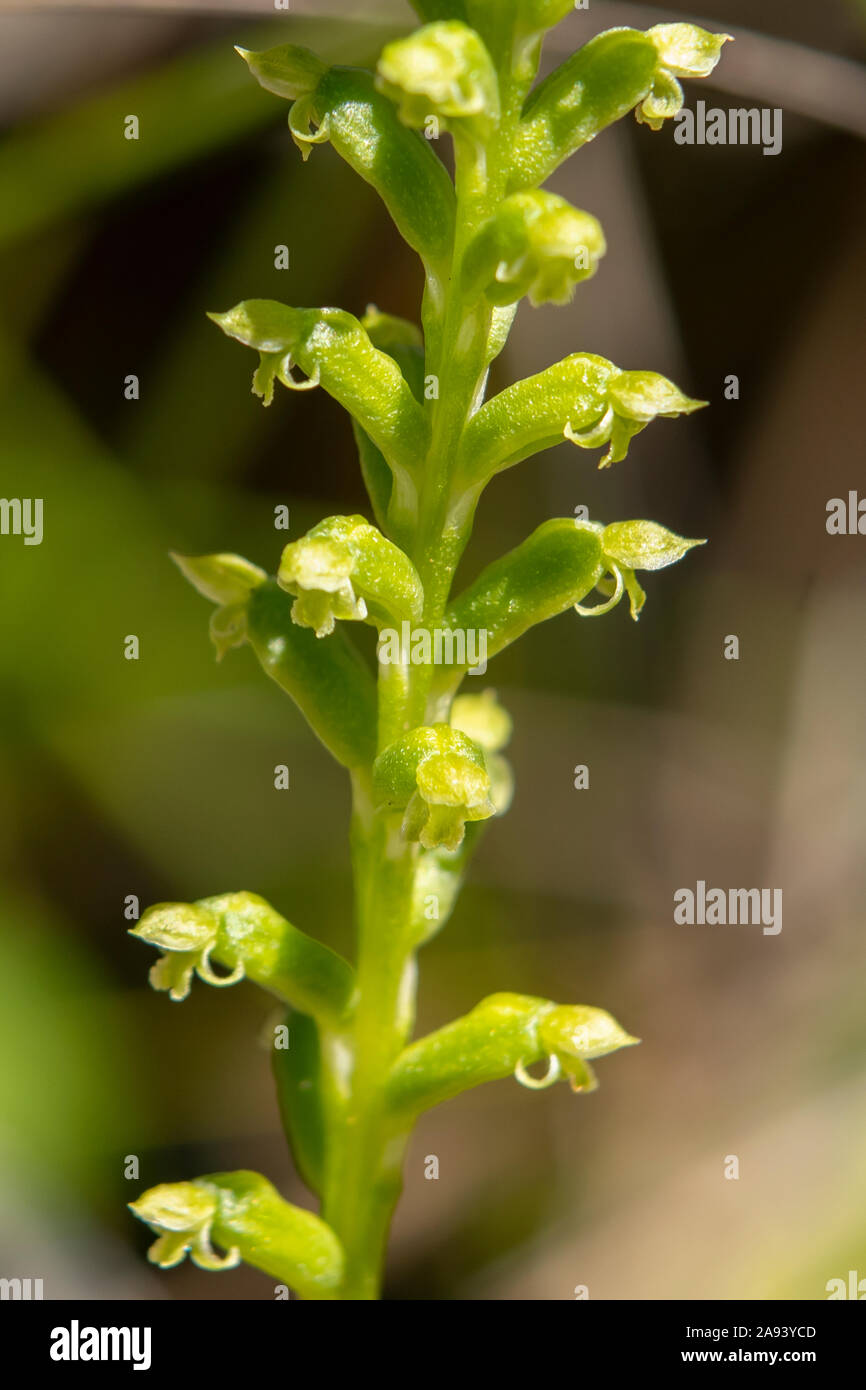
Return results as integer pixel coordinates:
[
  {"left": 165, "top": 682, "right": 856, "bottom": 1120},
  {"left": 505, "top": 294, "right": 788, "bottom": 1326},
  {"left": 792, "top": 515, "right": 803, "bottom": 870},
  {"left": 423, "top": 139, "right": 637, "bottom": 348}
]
[
  {"left": 450, "top": 690, "right": 514, "bottom": 815},
  {"left": 462, "top": 2, "right": 575, "bottom": 89},
  {"left": 373, "top": 724, "right": 494, "bottom": 851},
  {"left": 410, "top": 844, "right": 468, "bottom": 946},
  {"left": 278, "top": 514, "right": 423, "bottom": 638},
  {"left": 463, "top": 191, "right": 605, "bottom": 307},
  {"left": 450, "top": 689, "right": 512, "bottom": 752},
  {"left": 362, "top": 304, "right": 424, "bottom": 357},
  {"left": 376, "top": 21, "right": 499, "bottom": 136},
  {"left": 485, "top": 303, "right": 518, "bottom": 365},
  {"left": 521, "top": 0, "right": 573, "bottom": 27},
  {"left": 272, "top": 1010, "right": 327, "bottom": 1197}
]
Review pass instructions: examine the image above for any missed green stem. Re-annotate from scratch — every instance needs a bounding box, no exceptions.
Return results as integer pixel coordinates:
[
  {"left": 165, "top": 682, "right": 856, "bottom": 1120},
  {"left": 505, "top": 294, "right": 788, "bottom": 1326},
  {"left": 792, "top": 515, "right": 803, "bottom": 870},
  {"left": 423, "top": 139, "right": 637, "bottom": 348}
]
[
  {"left": 318, "top": 76, "right": 528, "bottom": 1299},
  {"left": 320, "top": 785, "right": 417, "bottom": 1298}
]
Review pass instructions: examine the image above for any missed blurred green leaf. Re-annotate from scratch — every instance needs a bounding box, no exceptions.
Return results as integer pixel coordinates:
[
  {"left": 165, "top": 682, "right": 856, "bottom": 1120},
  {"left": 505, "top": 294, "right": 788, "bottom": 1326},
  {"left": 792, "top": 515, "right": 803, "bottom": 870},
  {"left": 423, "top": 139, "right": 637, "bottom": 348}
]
[{"left": 0, "top": 18, "right": 401, "bottom": 249}]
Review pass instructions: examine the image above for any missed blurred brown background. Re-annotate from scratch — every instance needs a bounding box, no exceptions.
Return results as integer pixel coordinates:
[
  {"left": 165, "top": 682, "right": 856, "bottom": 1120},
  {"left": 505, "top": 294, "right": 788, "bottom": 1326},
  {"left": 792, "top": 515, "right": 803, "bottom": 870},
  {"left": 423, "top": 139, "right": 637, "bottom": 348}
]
[{"left": 0, "top": 0, "right": 864, "bottom": 1300}]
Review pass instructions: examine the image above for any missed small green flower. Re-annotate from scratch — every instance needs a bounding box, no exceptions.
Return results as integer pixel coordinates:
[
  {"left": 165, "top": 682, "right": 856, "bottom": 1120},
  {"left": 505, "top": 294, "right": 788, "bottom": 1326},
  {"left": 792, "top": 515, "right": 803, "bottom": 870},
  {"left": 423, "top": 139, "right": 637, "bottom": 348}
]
[
  {"left": 575, "top": 519, "right": 705, "bottom": 621},
  {"left": 387, "top": 992, "right": 639, "bottom": 1112},
  {"left": 129, "top": 1182, "right": 240, "bottom": 1271},
  {"left": 374, "top": 724, "right": 494, "bottom": 851},
  {"left": 565, "top": 368, "right": 706, "bottom": 467},
  {"left": 450, "top": 689, "right": 513, "bottom": 813},
  {"left": 376, "top": 21, "right": 499, "bottom": 136},
  {"left": 530, "top": 1004, "right": 641, "bottom": 1093},
  {"left": 280, "top": 533, "right": 367, "bottom": 636},
  {"left": 278, "top": 514, "right": 423, "bottom": 637},
  {"left": 171, "top": 552, "right": 267, "bottom": 658},
  {"left": 131, "top": 1172, "right": 345, "bottom": 1295},
  {"left": 210, "top": 301, "right": 428, "bottom": 500},
  {"left": 450, "top": 688, "right": 512, "bottom": 752},
  {"left": 637, "top": 24, "right": 732, "bottom": 130},
  {"left": 130, "top": 903, "right": 243, "bottom": 1002},
  {"left": 463, "top": 190, "right": 606, "bottom": 307},
  {"left": 132, "top": 892, "right": 356, "bottom": 1025}
]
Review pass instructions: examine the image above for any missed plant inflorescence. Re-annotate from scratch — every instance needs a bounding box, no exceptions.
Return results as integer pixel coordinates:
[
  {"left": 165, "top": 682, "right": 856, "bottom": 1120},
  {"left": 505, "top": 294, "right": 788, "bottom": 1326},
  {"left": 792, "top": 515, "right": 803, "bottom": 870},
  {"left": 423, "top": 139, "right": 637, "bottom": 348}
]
[{"left": 129, "top": 2, "right": 727, "bottom": 1300}]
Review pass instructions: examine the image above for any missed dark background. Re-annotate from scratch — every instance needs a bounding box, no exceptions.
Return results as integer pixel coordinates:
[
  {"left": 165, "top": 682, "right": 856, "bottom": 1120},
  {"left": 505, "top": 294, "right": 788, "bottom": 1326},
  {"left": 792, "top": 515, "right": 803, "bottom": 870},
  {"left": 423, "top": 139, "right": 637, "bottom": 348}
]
[{"left": 0, "top": 0, "right": 864, "bottom": 1299}]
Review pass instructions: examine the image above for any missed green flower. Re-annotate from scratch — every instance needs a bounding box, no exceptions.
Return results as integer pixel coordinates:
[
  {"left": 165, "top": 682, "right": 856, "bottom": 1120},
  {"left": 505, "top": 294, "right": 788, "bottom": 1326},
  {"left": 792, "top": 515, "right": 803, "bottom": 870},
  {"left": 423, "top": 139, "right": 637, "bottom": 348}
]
[
  {"left": 130, "top": 1172, "right": 345, "bottom": 1296},
  {"left": 575, "top": 519, "right": 705, "bottom": 621},
  {"left": 131, "top": 893, "right": 356, "bottom": 1025},
  {"left": 565, "top": 369, "right": 706, "bottom": 467},
  {"left": 463, "top": 190, "right": 606, "bottom": 307},
  {"left": 527, "top": 1004, "right": 641, "bottom": 1093},
  {"left": 278, "top": 514, "right": 423, "bottom": 637},
  {"left": 450, "top": 688, "right": 511, "bottom": 752},
  {"left": 171, "top": 552, "right": 267, "bottom": 658},
  {"left": 376, "top": 21, "right": 499, "bottom": 136},
  {"left": 637, "top": 24, "right": 732, "bottom": 130},
  {"left": 387, "top": 992, "right": 640, "bottom": 1113},
  {"left": 280, "top": 535, "right": 366, "bottom": 635},
  {"left": 450, "top": 689, "right": 514, "bottom": 814},
  {"left": 129, "top": 1182, "right": 240, "bottom": 1271},
  {"left": 130, "top": 903, "right": 243, "bottom": 1002},
  {"left": 374, "top": 724, "right": 495, "bottom": 851}
]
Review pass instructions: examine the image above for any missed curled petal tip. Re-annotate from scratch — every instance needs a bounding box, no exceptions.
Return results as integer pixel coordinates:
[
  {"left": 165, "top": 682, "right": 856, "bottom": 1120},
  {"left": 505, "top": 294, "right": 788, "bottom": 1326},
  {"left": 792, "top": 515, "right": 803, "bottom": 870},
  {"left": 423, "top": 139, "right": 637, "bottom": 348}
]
[
  {"left": 574, "top": 564, "right": 624, "bottom": 617},
  {"left": 514, "top": 1054, "right": 561, "bottom": 1090}
]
